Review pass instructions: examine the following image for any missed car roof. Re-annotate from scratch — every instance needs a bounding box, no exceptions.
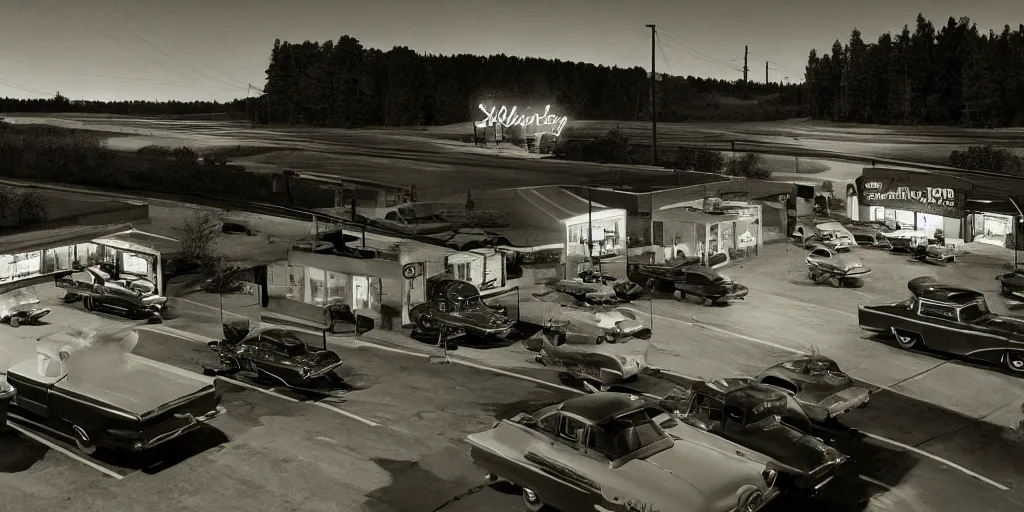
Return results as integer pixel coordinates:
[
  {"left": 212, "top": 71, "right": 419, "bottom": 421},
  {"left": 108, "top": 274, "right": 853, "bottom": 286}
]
[
  {"left": 558, "top": 393, "right": 650, "bottom": 424},
  {"left": 692, "top": 378, "right": 786, "bottom": 407},
  {"left": 909, "top": 277, "right": 983, "bottom": 304}
]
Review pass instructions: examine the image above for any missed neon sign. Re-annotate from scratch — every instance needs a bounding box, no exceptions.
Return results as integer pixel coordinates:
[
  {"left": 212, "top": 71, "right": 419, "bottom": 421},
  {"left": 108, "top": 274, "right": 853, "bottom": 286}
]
[{"left": 475, "top": 104, "right": 568, "bottom": 137}]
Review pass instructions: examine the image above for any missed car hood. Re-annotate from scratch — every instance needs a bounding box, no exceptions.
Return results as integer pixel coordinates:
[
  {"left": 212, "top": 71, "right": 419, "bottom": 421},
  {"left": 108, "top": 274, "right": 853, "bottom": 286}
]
[
  {"left": 975, "top": 315, "right": 1024, "bottom": 337},
  {"left": 791, "top": 373, "right": 856, "bottom": 402},
  {"left": 644, "top": 430, "right": 764, "bottom": 494}
]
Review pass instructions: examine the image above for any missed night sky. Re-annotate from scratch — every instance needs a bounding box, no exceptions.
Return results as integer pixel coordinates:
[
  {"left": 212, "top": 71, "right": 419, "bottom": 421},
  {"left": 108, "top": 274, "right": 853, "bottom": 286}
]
[{"left": 0, "top": 0, "right": 1021, "bottom": 102}]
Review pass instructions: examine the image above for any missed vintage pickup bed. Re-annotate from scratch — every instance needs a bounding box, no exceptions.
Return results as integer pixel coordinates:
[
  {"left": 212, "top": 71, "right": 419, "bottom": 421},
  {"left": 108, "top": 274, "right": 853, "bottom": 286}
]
[{"left": 7, "top": 340, "right": 222, "bottom": 453}]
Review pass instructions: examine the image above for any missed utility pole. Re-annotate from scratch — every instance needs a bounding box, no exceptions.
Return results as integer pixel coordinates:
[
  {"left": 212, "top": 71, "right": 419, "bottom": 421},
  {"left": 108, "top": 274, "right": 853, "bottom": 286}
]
[
  {"left": 765, "top": 61, "right": 769, "bottom": 85},
  {"left": 742, "top": 45, "right": 749, "bottom": 99},
  {"left": 646, "top": 24, "right": 658, "bottom": 165}
]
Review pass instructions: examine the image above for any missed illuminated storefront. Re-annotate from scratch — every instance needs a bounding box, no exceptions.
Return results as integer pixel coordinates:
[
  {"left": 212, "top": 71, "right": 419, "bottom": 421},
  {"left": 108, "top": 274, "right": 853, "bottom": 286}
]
[
  {"left": 473, "top": 101, "right": 569, "bottom": 144},
  {"left": 854, "top": 168, "right": 971, "bottom": 238},
  {"left": 652, "top": 199, "right": 763, "bottom": 268}
]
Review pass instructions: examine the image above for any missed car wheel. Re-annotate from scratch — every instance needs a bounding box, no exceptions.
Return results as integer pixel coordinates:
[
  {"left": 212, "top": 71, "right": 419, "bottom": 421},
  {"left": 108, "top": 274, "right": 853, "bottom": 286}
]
[
  {"left": 891, "top": 328, "right": 920, "bottom": 350},
  {"left": 9, "top": 317, "right": 19, "bottom": 328},
  {"left": 71, "top": 425, "right": 97, "bottom": 455},
  {"left": 522, "top": 488, "right": 547, "bottom": 512},
  {"left": 416, "top": 312, "right": 438, "bottom": 334},
  {"left": 738, "top": 488, "right": 765, "bottom": 512},
  {"left": 83, "top": 297, "right": 95, "bottom": 311},
  {"left": 1002, "top": 284, "right": 1013, "bottom": 297},
  {"left": 1007, "top": 352, "right": 1024, "bottom": 373}
]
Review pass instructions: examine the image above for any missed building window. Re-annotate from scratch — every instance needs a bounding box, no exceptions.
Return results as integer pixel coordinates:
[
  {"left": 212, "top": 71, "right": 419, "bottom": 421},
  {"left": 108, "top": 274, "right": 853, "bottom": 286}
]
[
  {"left": 287, "top": 265, "right": 306, "bottom": 301},
  {"left": 327, "top": 271, "right": 347, "bottom": 302},
  {"left": 309, "top": 267, "right": 327, "bottom": 305},
  {"left": 123, "top": 252, "right": 151, "bottom": 275},
  {"left": 454, "top": 263, "right": 472, "bottom": 281}
]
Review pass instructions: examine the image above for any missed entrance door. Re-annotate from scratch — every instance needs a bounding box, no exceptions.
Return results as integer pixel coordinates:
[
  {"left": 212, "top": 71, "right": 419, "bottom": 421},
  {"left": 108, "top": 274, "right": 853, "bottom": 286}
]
[{"left": 352, "top": 276, "right": 370, "bottom": 310}]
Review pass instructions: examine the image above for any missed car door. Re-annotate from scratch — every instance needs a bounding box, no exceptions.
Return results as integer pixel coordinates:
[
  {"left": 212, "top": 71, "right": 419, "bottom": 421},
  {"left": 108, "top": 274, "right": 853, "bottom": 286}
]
[
  {"left": 678, "top": 271, "right": 711, "bottom": 298},
  {"left": 943, "top": 305, "right": 1009, "bottom": 361},
  {"left": 523, "top": 412, "right": 605, "bottom": 512},
  {"left": 915, "top": 301, "right": 966, "bottom": 353}
]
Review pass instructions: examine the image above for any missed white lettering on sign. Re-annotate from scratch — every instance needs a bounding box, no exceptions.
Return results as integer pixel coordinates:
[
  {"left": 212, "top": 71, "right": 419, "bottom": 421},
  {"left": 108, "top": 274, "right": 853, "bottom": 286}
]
[
  {"left": 863, "top": 181, "right": 882, "bottom": 190},
  {"left": 864, "top": 186, "right": 958, "bottom": 209},
  {"left": 475, "top": 104, "right": 569, "bottom": 137}
]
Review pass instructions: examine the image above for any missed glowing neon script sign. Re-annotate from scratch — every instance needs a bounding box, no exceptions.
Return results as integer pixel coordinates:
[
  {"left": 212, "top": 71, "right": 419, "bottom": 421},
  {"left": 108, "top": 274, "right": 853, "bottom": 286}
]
[{"left": 475, "top": 104, "right": 568, "bottom": 137}]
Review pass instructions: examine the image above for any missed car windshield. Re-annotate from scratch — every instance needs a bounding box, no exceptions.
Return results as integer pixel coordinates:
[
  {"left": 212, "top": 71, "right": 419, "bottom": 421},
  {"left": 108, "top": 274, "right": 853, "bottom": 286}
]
[
  {"left": 959, "top": 301, "right": 990, "bottom": 323},
  {"left": 591, "top": 409, "right": 666, "bottom": 460},
  {"left": 462, "top": 296, "right": 480, "bottom": 308}
]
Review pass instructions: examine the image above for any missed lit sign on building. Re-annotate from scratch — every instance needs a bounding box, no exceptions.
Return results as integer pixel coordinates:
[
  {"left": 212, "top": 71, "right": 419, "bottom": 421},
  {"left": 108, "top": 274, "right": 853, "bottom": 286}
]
[
  {"left": 857, "top": 176, "right": 967, "bottom": 218},
  {"left": 862, "top": 183, "right": 958, "bottom": 208},
  {"left": 475, "top": 104, "right": 568, "bottom": 137}
]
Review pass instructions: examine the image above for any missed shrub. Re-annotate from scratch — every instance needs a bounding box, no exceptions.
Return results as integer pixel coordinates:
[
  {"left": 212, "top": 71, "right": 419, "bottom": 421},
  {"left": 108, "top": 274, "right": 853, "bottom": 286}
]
[
  {"left": 172, "top": 146, "right": 199, "bottom": 163},
  {"left": 724, "top": 153, "right": 773, "bottom": 179},
  {"left": 950, "top": 145, "right": 1024, "bottom": 176},
  {"left": 0, "top": 186, "right": 49, "bottom": 229},
  {"left": 668, "top": 146, "right": 725, "bottom": 173}
]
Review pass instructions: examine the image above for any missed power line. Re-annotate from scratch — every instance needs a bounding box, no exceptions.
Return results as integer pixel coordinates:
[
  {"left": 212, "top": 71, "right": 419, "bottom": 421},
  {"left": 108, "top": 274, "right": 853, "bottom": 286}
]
[
  {"left": 0, "top": 78, "right": 53, "bottom": 97},
  {"left": 659, "top": 39, "right": 742, "bottom": 73},
  {"left": 657, "top": 31, "right": 743, "bottom": 72},
  {"left": 80, "top": 21, "right": 233, "bottom": 88},
  {"left": 106, "top": 12, "right": 244, "bottom": 91},
  {"left": 654, "top": 33, "right": 674, "bottom": 75},
  {"left": 112, "top": 2, "right": 249, "bottom": 88},
  {"left": 769, "top": 60, "right": 802, "bottom": 73},
  {"left": 0, "top": 53, "right": 243, "bottom": 90}
]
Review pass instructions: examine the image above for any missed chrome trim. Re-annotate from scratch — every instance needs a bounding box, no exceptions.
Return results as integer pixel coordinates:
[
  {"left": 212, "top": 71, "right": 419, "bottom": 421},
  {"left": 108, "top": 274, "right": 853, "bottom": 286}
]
[
  {"left": 307, "top": 361, "right": 344, "bottom": 378},
  {"left": 141, "top": 387, "right": 217, "bottom": 421}
]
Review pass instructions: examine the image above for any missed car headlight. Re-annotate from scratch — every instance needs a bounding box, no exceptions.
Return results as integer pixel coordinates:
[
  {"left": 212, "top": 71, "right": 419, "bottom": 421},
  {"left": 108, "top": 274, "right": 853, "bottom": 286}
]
[{"left": 761, "top": 468, "right": 778, "bottom": 488}]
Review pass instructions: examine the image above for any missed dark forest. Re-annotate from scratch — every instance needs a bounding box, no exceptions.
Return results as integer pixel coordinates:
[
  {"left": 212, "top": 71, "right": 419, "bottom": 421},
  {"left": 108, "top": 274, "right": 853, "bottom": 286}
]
[{"left": 804, "top": 14, "right": 1024, "bottom": 127}]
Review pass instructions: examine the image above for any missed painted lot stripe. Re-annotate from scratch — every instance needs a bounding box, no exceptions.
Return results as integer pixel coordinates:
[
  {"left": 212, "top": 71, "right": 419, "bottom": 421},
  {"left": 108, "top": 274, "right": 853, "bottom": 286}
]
[
  {"left": 516, "top": 190, "right": 562, "bottom": 220},
  {"left": 529, "top": 188, "right": 578, "bottom": 217},
  {"left": 620, "top": 306, "right": 804, "bottom": 355},
  {"left": 862, "top": 432, "right": 1010, "bottom": 491},
  {"left": 5, "top": 421, "right": 124, "bottom": 480},
  {"left": 136, "top": 326, "right": 381, "bottom": 428}
]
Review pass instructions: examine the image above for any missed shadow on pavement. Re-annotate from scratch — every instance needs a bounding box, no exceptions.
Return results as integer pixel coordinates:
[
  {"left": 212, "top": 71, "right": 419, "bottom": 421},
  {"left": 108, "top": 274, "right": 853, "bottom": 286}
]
[
  {"left": 92, "top": 424, "right": 229, "bottom": 474},
  {"left": 0, "top": 430, "right": 49, "bottom": 473}
]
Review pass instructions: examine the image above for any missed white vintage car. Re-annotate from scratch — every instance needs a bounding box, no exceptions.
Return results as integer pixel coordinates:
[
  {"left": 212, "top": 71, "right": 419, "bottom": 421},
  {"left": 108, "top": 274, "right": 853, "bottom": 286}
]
[{"left": 467, "top": 392, "right": 780, "bottom": 512}]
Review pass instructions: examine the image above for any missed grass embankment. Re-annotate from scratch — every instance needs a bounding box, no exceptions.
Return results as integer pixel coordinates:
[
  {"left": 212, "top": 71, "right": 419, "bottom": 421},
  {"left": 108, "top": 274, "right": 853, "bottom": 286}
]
[{"left": 0, "top": 123, "right": 325, "bottom": 208}]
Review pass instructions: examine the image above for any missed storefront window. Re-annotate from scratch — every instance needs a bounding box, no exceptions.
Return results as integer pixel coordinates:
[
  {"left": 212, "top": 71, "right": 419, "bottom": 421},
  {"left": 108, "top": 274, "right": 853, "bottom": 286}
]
[
  {"left": 352, "top": 276, "right": 370, "bottom": 310},
  {"left": 0, "top": 252, "right": 41, "bottom": 282},
  {"left": 287, "top": 265, "right": 306, "bottom": 301},
  {"left": 75, "top": 243, "right": 98, "bottom": 267},
  {"left": 327, "top": 271, "right": 347, "bottom": 302},
  {"left": 309, "top": 267, "right": 327, "bottom": 306},
  {"left": 123, "top": 252, "right": 152, "bottom": 276}
]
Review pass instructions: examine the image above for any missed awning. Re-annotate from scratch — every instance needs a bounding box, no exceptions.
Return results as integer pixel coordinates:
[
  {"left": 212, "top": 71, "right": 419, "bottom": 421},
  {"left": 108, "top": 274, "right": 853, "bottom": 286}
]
[
  {"left": 0, "top": 223, "right": 135, "bottom": 256},
  {"left": 93, "top": 230, "right": 182, "bottom": 257}
]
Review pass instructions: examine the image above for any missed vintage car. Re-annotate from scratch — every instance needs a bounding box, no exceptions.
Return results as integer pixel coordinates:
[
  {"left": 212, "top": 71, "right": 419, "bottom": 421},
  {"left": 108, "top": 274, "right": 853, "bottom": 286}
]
[
  {"left": 322, "top": 298, "right": 376, "bottom": 333},
  {"left": 626, "top": 258, "right": 701, "bottom": 293},
  {"left": 665, "top": 378, "right": 849, "bottom": 493},
  {"left": 366, "top": 203, "right": 463, "bottom": 236},
  {"left": 859, "top": 276, "right": 1024, "bottom": 373},
  {"left": 56, "top": 266, "right": 167, "bottom": 322},
  {"left": 0, "top": 288, "right": 51, "bottom": 327},
  {"left": 793, "top": 221, "right": 856, "bottom": 252},
  {"left": 843, "top": 221, "right": 894, "bottom": 248},
  {"left": 673, "top": 266, "right": 749, "bottom": 305},
  {"left": 911, "top": 242, "right": 956, "bottom": 264},
  {"left": 805, "top": 245, "right": 871, "bottom": 287},
  {"left": 521, "top": 290, "right": 651, "bottom": 340},
  {"left": 6, "top": 331, "right": 223, "bottom": 454},
  {"left": 553, "top": 270, "right": 643, "bottom": 305},
  {"left": 205, "top": 319, "right": 346, "bottom": 393},
  {"left": 467, "top": 392, "right": 781, "bottom": 512},
  {"left": 408, "top": 279, "right": 513, "bottom": 339},
  {"left": 754, "top": 356, "right": 871, "bottom": 422},
  {"left": 996, "top": 270, "right": 1024, "bottom": 299}
]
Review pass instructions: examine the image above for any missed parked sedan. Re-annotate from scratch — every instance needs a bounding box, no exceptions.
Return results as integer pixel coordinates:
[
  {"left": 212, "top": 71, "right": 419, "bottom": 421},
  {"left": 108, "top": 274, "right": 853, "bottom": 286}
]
[
  {"left": 467, "top": 392, "right": 780, "bottom": 512},
  {"left": 56, "top": 266, "right": 166, "bottom": 322},
  {"left": 204, "top": 320, "right": 347, "bottom": 394},
  {"left": 409, "top": 279, "right": 513, "bottom": 340},
  {"left": 805, "top": 245, "right": 871, "bottom": 287},
  {"left": 674, "top": 266, "right": 749, "bottom": 305},
  {"left": 754, "top": 356, "right": 871, "bottom": 422}
]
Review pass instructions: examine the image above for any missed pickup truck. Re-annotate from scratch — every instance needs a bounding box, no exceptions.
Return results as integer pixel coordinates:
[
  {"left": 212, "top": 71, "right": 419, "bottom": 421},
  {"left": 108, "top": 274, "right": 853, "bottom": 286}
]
[
  {"left": 6, "top": 332, "right": 224, "bottom": 454},
  {"left": 859, "top": 276, "right": 1024, "bottom": 373}
]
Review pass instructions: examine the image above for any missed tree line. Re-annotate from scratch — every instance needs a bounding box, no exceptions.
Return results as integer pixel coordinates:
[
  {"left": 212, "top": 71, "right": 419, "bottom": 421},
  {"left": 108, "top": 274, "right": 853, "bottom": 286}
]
[
  {"left": 805, "top": 14, "right": 1024, "bottom": 127},
  {"left": 1, "top": 36, "right": 803, "bottom": 126}
]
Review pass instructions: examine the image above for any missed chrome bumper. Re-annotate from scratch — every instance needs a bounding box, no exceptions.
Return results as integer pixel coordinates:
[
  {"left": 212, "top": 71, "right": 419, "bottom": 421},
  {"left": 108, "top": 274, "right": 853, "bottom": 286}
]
[{"left": 140, "top": 405, "right": 225, "bottom": 451}]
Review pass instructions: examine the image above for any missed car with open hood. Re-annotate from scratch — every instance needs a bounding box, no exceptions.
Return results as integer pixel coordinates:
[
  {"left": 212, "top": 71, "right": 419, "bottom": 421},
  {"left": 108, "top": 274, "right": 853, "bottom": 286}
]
[
  {"left": 794, "top": 221, "right": 856, "bottom": 252},
  {"left": 56, "top": 265, "right": 166, "bottom": 322},
  {"left": 204, "top": 319, "right": 346, "bottom": 394},
  {"left": 805, "top": 245, "right": 871, "bottom": 287},
  {"left": 859, "top": 276, "right": 1024, "bottom": 373},
  {"left": 408, "top": 279, "right": 513, "bottom": 340},
  {"left": 5, "top": 330, "right": 223, "bottom": 454},
  {"left": 466, "top": 392, "right": 780, "bottom": 512},
  {"left": 754, "top": 356, "right": 871, "bottom": 422}
]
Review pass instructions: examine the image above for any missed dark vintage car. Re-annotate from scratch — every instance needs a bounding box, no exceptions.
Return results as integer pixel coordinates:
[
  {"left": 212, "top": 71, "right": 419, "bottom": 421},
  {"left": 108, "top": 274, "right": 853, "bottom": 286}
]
[
  {"left": 753, "top": 356, "right": 871, "bottom": 422},
  {"left": 0, "top": 288, "right": 51, "bottom": 327},
  {"left": 409, "top": 279, "right": 513, "bottom": 340},
  {"left": 6, "top": 332, "right": 223, "bottom": 454},
  {"left": 859, "top": 276, "right": 1024, "bottom": 373},
  {"left": 675, "top": 266, "right": 749, "bottom": 305},
  {"left": 322, "top": 298, "right": 376, "bottom": 333},
  {"left": 626, "top": 259, "right": 699, "bottom": 293},
  {"left": 843, "top": 221, "right": 893, "bottom": 248},
  {"left": 805, "top": 245, "right": 871, "bottom": 287},
  {"left": 467, "top": 393, "right": 781, "bottom": 512},
  {"left": 666, "top": 379, "right": 848, "bottom": 494},
  {"left": 204, "top": 320, "right": 346, "bottom": 393},
  {"left": 996, "top": 270, "right": 1024, "bottom": 300},
  {"left": 553, "top": 270, "right": 644, "bottom": 305},
  {"left": 56, "top": 266, "right": 167, "bottom": 322}
]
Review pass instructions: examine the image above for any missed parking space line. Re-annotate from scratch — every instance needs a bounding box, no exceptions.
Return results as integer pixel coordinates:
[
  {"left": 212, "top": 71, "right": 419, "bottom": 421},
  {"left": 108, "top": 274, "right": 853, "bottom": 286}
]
[
  {"left": 862, "top": 432, "right": 1010, "bottom": 491},
  {"left": 528, "top": 188, "right": 578, "bottom": 217},
  {"left": 620, "top": 306, "right": 805, "bottom": 355},
  {"left": 6, "top": 422, "right": 124, "bottom": 480},
  {"left": 517, "top": 190, "right": 562, "bottom": 220}
]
